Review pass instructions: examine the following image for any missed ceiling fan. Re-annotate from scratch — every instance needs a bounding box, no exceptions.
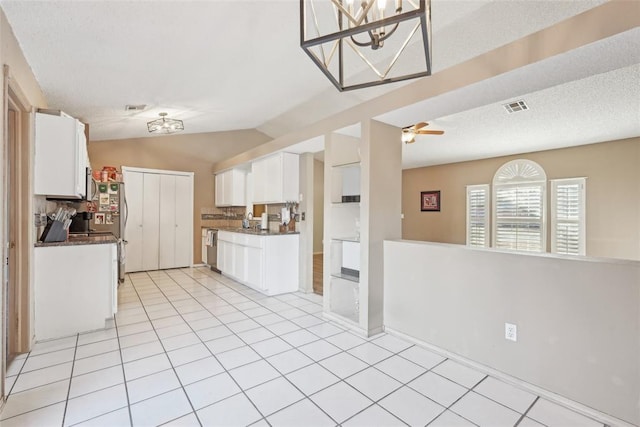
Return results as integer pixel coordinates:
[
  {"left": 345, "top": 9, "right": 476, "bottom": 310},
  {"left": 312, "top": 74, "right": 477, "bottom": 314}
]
[{"left": 402, "top": 122, "right": 444, "bottom": 144}]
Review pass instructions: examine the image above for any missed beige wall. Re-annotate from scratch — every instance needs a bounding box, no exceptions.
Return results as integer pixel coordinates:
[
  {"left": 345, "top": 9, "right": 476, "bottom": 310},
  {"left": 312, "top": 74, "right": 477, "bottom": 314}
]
[
  {"left": 384, "top": 240, "right": 640, "bottom": 425},
  {"left": 313, "top": 159, "right": 324, "bottom": 254},
  {"left": 402, "top": 138, "right": 640, "bottom": 261},
  {"left": 0, "top": 6, "right": 48, "bottom": 374},
  {"left": 88, "top": 130, "right": 270, "bottom": 263}
]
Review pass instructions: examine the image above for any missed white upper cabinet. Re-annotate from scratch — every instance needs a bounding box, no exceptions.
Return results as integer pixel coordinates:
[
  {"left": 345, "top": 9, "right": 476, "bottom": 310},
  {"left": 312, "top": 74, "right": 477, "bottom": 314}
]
[
  {"left": 251, "top": 152, "right": 299, "bottom": 204},
  {"left": 215, "top": 168, "right": 246, "bottom": 206},
  {"left": 35, "top": 112, "right": 88, "bottom": 199}
]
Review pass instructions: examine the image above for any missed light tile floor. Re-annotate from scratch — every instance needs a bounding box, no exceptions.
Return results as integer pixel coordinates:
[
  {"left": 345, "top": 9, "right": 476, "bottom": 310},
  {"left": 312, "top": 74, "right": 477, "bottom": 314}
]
[{"left": 2, "top": 267, "right": 607, "bottom": 427}]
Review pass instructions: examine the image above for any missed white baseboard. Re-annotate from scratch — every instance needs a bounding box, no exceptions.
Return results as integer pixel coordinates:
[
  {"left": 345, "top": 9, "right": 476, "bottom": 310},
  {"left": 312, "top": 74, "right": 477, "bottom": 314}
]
[{"left": 384, "top": 327, "right": 636, "bottom": 427}]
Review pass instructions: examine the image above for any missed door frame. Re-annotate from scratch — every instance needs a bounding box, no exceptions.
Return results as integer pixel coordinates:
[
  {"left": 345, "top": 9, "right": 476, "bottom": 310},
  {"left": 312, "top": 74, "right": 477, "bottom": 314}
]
[{"left": 2, "top": 65, "right": 33, "bottom": 403}]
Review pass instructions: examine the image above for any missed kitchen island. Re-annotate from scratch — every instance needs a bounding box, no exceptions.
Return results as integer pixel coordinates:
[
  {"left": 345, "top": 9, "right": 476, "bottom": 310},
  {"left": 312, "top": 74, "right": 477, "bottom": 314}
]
[
  {"left": 34, "top": 235, "right": 118, "bottom": 340},
  {"left": 217, "top": 228, "right": 299, "bottom": 295}
]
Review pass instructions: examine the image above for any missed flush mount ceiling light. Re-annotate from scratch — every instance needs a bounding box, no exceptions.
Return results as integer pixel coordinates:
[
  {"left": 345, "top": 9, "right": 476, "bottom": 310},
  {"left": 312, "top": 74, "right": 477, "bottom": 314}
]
[
  {"left": 300, "top": 0, "right": 432, "bottom": 91},
  {"left": 147, "top": 112, "right": 184, "bottom": 134}
]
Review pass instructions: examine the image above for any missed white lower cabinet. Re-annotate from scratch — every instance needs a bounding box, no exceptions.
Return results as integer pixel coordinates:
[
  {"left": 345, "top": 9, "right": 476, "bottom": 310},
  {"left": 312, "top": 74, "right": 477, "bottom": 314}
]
[
  {"left": 34, "top": 243, "right": 118, "bottom": 341},
  {"left": 217, "top": 230, "right": 299, "bottom": 295}
]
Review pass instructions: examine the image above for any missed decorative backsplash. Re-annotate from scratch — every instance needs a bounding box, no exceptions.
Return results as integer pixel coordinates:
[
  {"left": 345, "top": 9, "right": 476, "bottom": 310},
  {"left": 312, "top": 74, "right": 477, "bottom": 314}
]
[{"left": 200, "top": 203, "right": 299, "bottom": 232}]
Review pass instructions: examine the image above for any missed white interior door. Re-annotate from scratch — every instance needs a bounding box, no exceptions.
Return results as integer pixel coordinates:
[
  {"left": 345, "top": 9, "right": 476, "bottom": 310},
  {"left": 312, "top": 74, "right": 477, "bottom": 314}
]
[
  {"left": 159, "top": 174, "right": 176, "bottom": 269},
  {"left": 174, "top": 174, "right": 192, "bottom": 268},
  {"left": 142, "top": 173, "right": 160, "bottom": 271},
  {"left": 123, "top": 170, "right": 144, "bottom": 272}
]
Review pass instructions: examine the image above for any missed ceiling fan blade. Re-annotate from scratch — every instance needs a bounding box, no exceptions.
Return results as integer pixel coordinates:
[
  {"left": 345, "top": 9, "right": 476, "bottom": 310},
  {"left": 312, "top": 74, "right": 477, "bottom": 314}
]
[
  {"left": 416, "top": 130, "right": 445, "bottom": 135},
  {"left": 413, "top": 122, "right": 428, "bottom": 130}
]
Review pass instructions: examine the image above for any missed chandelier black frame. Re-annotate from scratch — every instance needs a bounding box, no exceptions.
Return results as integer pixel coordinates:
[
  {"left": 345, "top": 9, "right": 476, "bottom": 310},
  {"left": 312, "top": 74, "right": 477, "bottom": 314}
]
[
  {"left": 300, "top": 0, "right": 432, "bottom": 91},
  {"left": 147, "top": 112, "right": 184, "bottom": 135}
]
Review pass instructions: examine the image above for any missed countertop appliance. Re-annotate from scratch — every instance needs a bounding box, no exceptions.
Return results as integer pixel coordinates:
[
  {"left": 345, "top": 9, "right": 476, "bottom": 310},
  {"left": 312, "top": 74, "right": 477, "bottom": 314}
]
[
  {"left": 89, "top": 181, "right": 127, "bottom": 282},
  {"left": 205, "top": 229, "right": 219, "bottom": 273}
]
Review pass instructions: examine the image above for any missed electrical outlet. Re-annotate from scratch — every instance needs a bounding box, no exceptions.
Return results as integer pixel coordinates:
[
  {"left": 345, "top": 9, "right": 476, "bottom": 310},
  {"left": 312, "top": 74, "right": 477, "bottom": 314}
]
[
  {"left": 301, "top": 212, "right": 305, "bottom": 221},
  {"left": 505, "top": 323, "right": 517, "bottom": 342}
]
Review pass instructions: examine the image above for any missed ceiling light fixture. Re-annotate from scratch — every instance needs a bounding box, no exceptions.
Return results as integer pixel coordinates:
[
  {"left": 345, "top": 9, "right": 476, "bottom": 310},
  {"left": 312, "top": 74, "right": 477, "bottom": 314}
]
[
  {"left": 300, "top": 0, "right": 432, "bottom": 91},
  {"left": 147, "top": 112, "right": 184, "bottom": 134},
  {"left": 402, "top": 121, "right": 444, "bottom": 143}
]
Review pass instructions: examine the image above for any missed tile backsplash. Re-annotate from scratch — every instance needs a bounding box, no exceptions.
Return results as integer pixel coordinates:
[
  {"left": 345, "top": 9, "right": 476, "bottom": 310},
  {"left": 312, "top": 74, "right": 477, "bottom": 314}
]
[{"left": 200, "top": 203, "right": 299, "bottom": 232}]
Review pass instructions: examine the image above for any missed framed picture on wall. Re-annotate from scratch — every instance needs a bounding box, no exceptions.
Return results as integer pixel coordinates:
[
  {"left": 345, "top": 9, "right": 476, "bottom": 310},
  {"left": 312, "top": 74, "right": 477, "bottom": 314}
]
[{"left": 421, "top": 190, "right": 441, "bottom": 212}]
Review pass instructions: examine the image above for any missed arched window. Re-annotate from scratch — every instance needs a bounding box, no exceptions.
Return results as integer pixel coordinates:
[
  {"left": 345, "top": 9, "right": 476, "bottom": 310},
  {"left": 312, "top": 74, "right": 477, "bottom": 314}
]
[{"left": 492, "top": 160, "right": 546, "bottom": 252}]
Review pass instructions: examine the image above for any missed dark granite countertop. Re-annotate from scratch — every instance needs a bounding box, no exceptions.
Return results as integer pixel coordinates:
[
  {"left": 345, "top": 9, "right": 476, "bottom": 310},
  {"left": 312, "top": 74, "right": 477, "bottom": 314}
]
[
  {"left": 218, "top": 227, "right": 299, "bottom": 236},
  {"left": 35, "top": 234, "right": 118, "bottom": 247}
]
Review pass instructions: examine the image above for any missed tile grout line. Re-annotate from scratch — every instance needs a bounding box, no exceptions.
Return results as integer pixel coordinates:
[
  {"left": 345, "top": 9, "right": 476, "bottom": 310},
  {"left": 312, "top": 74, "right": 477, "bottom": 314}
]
[
  {"left": 114, "top": 315, "right": 137, "bottom": 427},
  {"left": 162, "top": 267, "right": 337, "bottom": 425},
  {"left": 130, "top": 269, "right": 298, "bottom": 423},
  {"left": 166, "top": 268, "right": 433, "bottom": 424},
  {"left": 514, "top": 396, "right": 543, "bottom": 427},
  {"left": 126, "top": 272, "right": 205, "bottom": 427},
  {"left": 60, "top": 333, "right": 80, "bottom": 427},
  {"left": 185, "top": 267, "right": 482, "bottom": 426},
  {"left": 178, "top": 267, "right": 415, "bottom": 424}
]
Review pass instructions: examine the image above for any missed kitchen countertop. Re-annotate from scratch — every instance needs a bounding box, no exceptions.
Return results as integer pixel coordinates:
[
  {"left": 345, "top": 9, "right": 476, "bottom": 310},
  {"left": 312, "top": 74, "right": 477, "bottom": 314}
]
[
  {"left": 218, "top": 227, "right": 299, "bottom": 236},
  {"left": 35, "top": 234, "right": 118, "bottom": 247}
]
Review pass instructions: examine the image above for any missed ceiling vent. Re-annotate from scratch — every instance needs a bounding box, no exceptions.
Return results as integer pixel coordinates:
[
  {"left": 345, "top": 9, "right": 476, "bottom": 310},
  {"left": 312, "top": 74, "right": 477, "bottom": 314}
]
[
  {"left": 125, "top": 104, "right": 146, "bottom": 112},
  {"left": 503, "top": 100, "right": 528, "bottom": 113}
]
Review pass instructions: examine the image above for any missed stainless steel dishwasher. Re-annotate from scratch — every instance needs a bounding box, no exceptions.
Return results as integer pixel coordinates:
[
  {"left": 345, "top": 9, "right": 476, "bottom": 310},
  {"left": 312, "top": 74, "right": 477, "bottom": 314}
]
[{"left": 205, "top": 229, "right": 220, "bottom": 273}]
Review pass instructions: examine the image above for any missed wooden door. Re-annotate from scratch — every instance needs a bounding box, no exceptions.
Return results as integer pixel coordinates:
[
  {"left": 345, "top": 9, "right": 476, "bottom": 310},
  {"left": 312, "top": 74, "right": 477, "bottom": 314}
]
[
  {"left": 123, "top": 170, "right": 144, "bottom": 272},
  {"left": 159, "top": 174, "right": 176, "bottom": 269},
  {"left": 142, "top": 173, "right": 160, "bottom": 271},
  {"left": 174, "top": 175, "right": 192, "bottom": 268}
]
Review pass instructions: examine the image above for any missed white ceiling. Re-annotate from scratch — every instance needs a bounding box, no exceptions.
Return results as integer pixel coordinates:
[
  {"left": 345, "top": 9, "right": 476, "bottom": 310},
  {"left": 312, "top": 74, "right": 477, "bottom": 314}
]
[{"left": 2, "top": 0, "right": 638, "bottom": 169}]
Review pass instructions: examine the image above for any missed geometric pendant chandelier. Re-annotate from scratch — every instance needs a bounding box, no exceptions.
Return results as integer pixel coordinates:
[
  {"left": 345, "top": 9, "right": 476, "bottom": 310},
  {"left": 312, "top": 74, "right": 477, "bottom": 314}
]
[
  {"left": 300, "top": 0, "right": 432, "bottom": 91},
  {"left": 147, "top": 112, "right": 184, "bottom": 134}
]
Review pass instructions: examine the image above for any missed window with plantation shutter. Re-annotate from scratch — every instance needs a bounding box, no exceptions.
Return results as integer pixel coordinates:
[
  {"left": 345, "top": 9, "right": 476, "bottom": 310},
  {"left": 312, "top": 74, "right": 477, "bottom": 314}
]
[
  {"left": 551, "top": 178, "right": 586, "bottom": 255},
  {"left": 466, "top": 184, "right": 489, "bottom": 247},
  {"left": 492, "top": 160, "right": 547, "bottom": 253}
]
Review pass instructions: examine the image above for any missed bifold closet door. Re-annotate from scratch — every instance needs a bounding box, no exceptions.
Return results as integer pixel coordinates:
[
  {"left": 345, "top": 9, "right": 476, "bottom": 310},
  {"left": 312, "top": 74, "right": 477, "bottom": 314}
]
[
  {"left": 124, "top": 171, "right": 144, "bottom": 272},
  {"left": 174, "top": 175, "right": 192, "bottom": 268},
  {"left": 142, "top": 173, "right": 160, "bottom": 271},
  {"left": 159, "top": 175, "right": 177, "bottom": 269}
]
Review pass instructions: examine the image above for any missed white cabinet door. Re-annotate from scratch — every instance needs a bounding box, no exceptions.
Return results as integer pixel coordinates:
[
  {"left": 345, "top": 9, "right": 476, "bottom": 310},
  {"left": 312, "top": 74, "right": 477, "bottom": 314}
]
[
  {"left": 142, "top": 173, "right": 160, "bottom": 271},
  {"left": 250, "top": 153, "right": 299, "bottom": 204},
  {"left": 124, "top": 170, "right": 144, "bottom": 272},
  {"left": 282, "top": 152, "right": 300, "bottom": 202},
  {"left": 229, "top": 169, "right": 246, "bottom": 206},
  {"left": 252, "top": 159, "right": 267, "bottom": 204},
  {"left": 223, "top": 241, "right": 234, "bottom": 276},
  {"left": 215, "top": 173, "right": 224, "bottom": 206},
  {"left": 223, "top": 170, "right": 233, "bottom": 206},
  {"left": 266, "top": 154, "right": 283, "bottom": 203},
  {"left": 34, "top": 113, "right": 84, "bottom": 198},
  {"left": 35, "top": 244, "right": 116, "bottom": 341},
  {"left": 246, "top": 246, "right": 263, "bottom": 290},
  {"left": 174, "top": 175, "right": 192, "bottom": 268},
  {"left": 233, "top": 244, "right": 246, "bottom": 282},
  {"left": 159, "top": 174, "right": 176, "bottom": 269}
]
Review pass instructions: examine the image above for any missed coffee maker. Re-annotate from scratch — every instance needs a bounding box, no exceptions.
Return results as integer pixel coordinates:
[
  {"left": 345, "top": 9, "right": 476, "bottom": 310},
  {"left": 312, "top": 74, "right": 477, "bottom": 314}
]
[{"left": 69, "top": 212, "right": 94, "bottom": 233}]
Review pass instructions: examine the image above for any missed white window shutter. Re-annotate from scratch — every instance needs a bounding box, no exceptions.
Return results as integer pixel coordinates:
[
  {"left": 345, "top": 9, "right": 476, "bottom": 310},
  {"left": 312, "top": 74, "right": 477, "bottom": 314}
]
[
  {"left": 551, "top": 178, "right": 586, "bottom": 255},
  {"left": 466, "top": 185, "right": 489, "bottom": 247},
  {"left": 494, "top": 184, "right": 545, "bottom": 252}
]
